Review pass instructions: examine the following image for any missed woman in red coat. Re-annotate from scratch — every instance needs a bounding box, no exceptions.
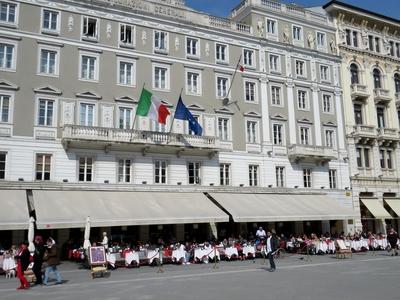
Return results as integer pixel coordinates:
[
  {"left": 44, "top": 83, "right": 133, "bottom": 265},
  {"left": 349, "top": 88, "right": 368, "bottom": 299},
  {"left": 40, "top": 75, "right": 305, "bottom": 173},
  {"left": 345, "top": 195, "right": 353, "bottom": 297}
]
[{"left": 15, "top": 242, "right": 31, "bottom": 290}]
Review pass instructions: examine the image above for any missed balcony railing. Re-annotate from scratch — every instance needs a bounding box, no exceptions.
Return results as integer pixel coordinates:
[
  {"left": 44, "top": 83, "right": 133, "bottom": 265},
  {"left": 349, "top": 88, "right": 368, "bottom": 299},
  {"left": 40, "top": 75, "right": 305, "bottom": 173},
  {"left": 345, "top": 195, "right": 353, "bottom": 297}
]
[
  {"left": 288, "top": 144, "right": 337, "bottom": 162},
  {"left": 350, "top": 84, "right": 369, "bottom": 100},
  {"left": 374, "top": 88, "right": 391, "bottom": 104},
  {"left": 377, "top": 128, "right": 399, "bottom": 140},
  {"left": 62, "top": 125, "right": 220, "bottom": 150},
  {"left": 353, "top": 125, "right": 376, "bottom": 137}
]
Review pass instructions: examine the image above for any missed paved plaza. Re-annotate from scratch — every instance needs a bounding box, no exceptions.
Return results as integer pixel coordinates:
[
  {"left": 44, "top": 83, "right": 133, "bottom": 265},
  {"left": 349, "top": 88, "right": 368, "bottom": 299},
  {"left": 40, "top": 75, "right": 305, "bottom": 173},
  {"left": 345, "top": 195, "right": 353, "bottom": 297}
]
[{"left": 0, "top": 252, "right": 399, "bottom": 300}]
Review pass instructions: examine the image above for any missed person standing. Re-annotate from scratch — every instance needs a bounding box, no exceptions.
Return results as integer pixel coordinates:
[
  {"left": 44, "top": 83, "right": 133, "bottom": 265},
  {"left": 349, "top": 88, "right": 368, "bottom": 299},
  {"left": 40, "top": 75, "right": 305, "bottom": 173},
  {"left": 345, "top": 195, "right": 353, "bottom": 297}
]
[
  {"left": 266, "top": 229, "right": 279, "bottom": 272},
  {"left": 32, "top": 236, "right": 45, "bottom": 285},
  {"left": 15, "top": 241, "right": 30, "bottom": 290},
  {"left": 256, "top": 227, "right": 267, "bottom": 241},
  {"left": 43, "top": 238, "right": 62, "bottom": 286},
  {"left": 387, "top": 228, "right": 399, "bottom": 256},
  {"left": 101, "top": 232, "right": 109, "bottom": 252}
]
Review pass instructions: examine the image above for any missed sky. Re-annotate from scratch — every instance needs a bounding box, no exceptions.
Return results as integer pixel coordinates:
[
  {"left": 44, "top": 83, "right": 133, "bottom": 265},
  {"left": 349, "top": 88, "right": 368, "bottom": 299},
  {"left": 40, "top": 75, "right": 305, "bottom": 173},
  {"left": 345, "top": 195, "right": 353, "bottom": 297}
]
[{"left": 185, "top": 0, "right": 400, "bottom": 20}]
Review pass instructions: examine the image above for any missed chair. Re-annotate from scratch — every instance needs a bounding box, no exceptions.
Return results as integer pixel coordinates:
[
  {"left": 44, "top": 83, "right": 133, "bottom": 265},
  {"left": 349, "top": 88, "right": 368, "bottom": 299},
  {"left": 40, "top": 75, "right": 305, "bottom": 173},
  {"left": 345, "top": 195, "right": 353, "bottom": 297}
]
[{"left": 335, "top": 240, "right": 352, "bottom": 259}]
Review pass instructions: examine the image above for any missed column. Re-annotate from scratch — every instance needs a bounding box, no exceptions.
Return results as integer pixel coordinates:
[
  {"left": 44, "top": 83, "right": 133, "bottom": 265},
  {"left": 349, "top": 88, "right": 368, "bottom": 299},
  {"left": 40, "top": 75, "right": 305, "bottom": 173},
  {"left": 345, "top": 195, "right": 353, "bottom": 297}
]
[
  {"left": 286, "top": 80, "right": 297, "bottom": 145},
  {"left": 311, "top": 84, "right": 322, "bottom": 146}
]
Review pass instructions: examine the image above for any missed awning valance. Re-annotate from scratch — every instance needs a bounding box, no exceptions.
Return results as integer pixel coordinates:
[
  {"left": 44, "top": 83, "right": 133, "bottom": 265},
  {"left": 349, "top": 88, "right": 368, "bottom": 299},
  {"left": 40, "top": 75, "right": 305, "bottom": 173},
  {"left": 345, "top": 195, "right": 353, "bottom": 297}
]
[
  {"left": 361, "top": 198, "right": 392, "bottom": 219},
  {"left": 33, "top": 191, "right": 229, "bottom": 229},
  {"left": 384, "top": 199, "right": 400, "bottom": 218},
  {"left": 209, "top": 193, "right": 356, "bottom": 222},
  {"left": 0, "top": 190, "right": 29, "bottom": 230}
]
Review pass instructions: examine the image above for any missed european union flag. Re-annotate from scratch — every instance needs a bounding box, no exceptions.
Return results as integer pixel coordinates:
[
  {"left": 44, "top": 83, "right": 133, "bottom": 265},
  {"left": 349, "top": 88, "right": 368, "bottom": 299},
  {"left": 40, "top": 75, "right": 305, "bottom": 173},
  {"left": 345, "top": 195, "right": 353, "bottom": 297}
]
[{"left": 174, "top": 97, "right": 203, "bottom": 136}]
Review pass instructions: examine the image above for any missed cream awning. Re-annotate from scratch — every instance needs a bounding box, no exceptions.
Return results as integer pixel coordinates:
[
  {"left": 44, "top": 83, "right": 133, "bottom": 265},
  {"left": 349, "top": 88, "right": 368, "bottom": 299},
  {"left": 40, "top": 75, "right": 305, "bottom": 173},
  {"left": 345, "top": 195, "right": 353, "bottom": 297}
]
[
  {"left": 209, "top": 193, "right": 357, "bottom": 222},
  {"left": 384, "top": 199, "right": 400, "bottom": 217},
  {"left": 0, "top": 190, "right": 29, "bottom": 230},
  {"left": 33, "top": 191, "right": 229, "bottom": 229},
  {"left": 360, "top": 198, "right": 392, "bottom": 219}
]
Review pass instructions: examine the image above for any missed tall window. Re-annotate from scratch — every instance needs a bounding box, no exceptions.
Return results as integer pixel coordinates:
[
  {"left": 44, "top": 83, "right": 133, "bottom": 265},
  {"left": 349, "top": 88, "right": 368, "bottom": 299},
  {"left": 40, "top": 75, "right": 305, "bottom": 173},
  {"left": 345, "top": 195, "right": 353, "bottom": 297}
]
[
  {"left": 353, "top": 104, "right": 363, "bottom": 125},
  {"left": 154, "top": 160, "right": 167, "bottom": 184},
  {"left": 266, "top": 19, "right": 276, "bottom": 35},
  {"left": 0, "top": 152, "right": 5, "bottom": 179},
  {"left": 368, "top": 35, "right": 374, "bottom": 51},
  {"left": 297, "top": 90, "right": 307, "bottom": 110},
  {"left": 188, "top": 115, "right": 200, "bottom": 135},
  {"left": 246, "top": 120, "right": 257, "bottom": 143},
  {"left": 275, "top": 166, "right": 285, "bottom": 187},
  {"left": 36, "top": 154, "right": 51, "bottom": 181},
  {"left": 38, "top": 99, "right": 54, "bottom": 126},
  {"left": 375, "top": 37, "right": 380, "bottom": 53},
  {"left": 273, "top": 123, "right": 283, "bottom": 145},
  {"left": 80, "top": 55, "right": 97, "bottom": 80},
  {"left": 373, "top": 69, "right": 382, "bottom": 89},
  {"left": 389, "top": 41, "right": 395, "bottom": 56},
  {"left": 357, "top": 147, "right": 370, "bottom": 168},
  {"left": 186, "top": 71, "right": 200, "bottom": 95},
  {"left": 0, "top": 95, "right": 9, "bottom": 123},
  {"left": 218, "top": 118, "right": 229, "bottom": 141},
  {"left": 350, "top": 64, "right": 359, "bottom": 85},
  {"left": 345, "top": 29, "right": 351, "bottom": 46},
  {"left": 118, "top": 159, "right": 131, "bottom": 183},
  {"left": 219, "top": 163, "right": 230, "bottom": 186},
  {"left": 293, "top": 26, "right": 302, "bottom": 41},
  {"left": 380, "top": 149, "right": 385, "bottom": 169},
  {"left": 79, "top": 157, "right": 93, "bottom": 182},
  {"left": 352, "top": 31, "right": 358, "bottom": 47},
  {"left": 119, "top": 61, "right": 134, "bottom": 85},
  {"left": 295, "top": 60, "right": 305, "bottom": 76},
  {"left": 320, "top": 65, "right": 329, "bottom": 81},
  {"left": 394, "top": 73, "right": 400, "bottom": 93},
  {"left": 216, "top": 43, "right": 227, "bottom": 62},
  {"left": 120, "top": 24, "right": 134, "bottom": 46},
  {"left": 271, "top": 86, "right": 281, "bottom": 106},
  {"left": 119, "top": 107, "right": 132, "bottom": 130},
  {"left": 303, "top": 169, "right": 312, "bottom": 188},
  {"left": 0, "top": 43, "right": 14, "bottom": 69},
  {"left": 216, "top": 76, "right": 228, "bottom": 98},
  {"left": 243, "top": 49, "right": 254, "bottom": 67},
  {"left": 376, "top": 107, "right": 385, "bottom": 128},
  {"left": 300, "top": 127, "right": 310, "bottom": 145},
  {"left": 269, "top": 55, "right": 279, "bottom": 72},
  {"left": 387, "top": 150, "right": 393, "bottom": 169},
  {"left": 82, "top": 16, "right": 98, "bottom": 38},
  {"left": 323, "top": 95, "right": 332, "bottom": 113},
  {"left": 186, "top": 37, "right": 199, "bottom": 57},
  {"left": 154, "top": 31, "right": 168, "bottom": 51},
  {"left": 80, "top": 103, "right": 94, "bottom": 126},
  {"left": 316, "top": 32, "right": 326, "bottom": 48},
  {"left": 0, "top": 1, "right": 16, "bottom": 23},
  {"left": 152, "top": 120, "right": 166, "bottom": 133},
  {"left": 188, "top": 162, "right": 201, "bottom": 185},
  {"left": 249, "top": 165, "right": 258, "bottom": 187},
  {"left": 154, "top": 66, "right": 168, "bottom": 90},
  {"left": 379, "top": 149, "right": 393, "bottom": 170},
  {"left": 325, "top": 129, "right": 335, "bottom": 148},
  {"left": 245, "top": 81, "right": 256, "bottom": 102},
  {"left": 40, "top": 49, "right": 57, "bottom": 75},
  {"left": 42, "top": 10, "right": 58, "bottom": 31},
  {"left": 329, "top": 169, "right": 337, "bottom": 189}
]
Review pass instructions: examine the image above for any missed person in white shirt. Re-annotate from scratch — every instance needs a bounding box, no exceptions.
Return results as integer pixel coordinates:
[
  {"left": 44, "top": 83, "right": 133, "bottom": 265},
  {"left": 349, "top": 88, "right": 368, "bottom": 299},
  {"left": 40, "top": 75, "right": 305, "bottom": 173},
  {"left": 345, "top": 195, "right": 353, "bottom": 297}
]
[
  {"left": 256, "top": 227, "right": 267, "bottom": 240},
  {"left": 266, "top": 229, "right": 279, "bottom": 272},
  {"left": 101, "top": 232, "right": 109, "bottom": 251}
]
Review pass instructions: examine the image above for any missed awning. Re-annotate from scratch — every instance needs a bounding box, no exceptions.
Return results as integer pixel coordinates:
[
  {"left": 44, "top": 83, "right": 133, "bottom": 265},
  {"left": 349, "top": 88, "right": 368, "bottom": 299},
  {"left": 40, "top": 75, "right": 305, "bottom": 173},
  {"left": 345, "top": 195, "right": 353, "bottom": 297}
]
[
  {"left": 209, "top": 193, "right": 356, "bottom": 222},
  {"left": 0, "top": 190, "right": 29, "bottom": 230},
  {"left": 384, "top": 199, "right": 400, "bottom": 217},
  {"left": 360, "top": 198, "right": 392, "bottom": 219},
  {"left": 33, "top": 191, "right": 229, "bottom": 229}
]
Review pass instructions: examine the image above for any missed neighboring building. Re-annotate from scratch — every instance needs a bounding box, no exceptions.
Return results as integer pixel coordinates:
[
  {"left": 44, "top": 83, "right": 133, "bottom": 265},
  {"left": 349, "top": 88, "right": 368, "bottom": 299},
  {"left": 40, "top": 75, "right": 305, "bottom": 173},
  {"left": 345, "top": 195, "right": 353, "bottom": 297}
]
[
  {"left": 324, "top": 0, "right": 400, "bottom": 233},
  {"left": 0, "top": 0, "right": 354, "bottom": 247}
]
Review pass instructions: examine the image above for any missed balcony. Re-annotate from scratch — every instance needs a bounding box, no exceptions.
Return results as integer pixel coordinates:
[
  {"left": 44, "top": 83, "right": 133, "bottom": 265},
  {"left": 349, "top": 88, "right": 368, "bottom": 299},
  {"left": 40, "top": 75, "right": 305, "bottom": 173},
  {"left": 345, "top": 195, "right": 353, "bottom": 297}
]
[
  {"left": 352, "top": 125, "right": 377, "bottom": 144},
  {"left": 374, "top": 88, "right": 391, "bottom": 104},
  {"left": 377, "top": 128, "right": 399, "bottom": 143},
  {"left": 350, "top": 84, "right": 369, "bottom": 101},
  {"left": 287, "top": 144, "right": 337, "bottom": 163},
  {"left": 62, "top": 125, "right": 221, "bottom": 156}
]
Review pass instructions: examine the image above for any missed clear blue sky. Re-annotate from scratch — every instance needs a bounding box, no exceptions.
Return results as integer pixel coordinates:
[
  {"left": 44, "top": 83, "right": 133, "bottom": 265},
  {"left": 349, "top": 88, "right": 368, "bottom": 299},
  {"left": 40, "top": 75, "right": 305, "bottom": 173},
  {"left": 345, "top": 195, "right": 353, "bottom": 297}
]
[{"left": 185, "top": 0, "right": 400, "bottom": 20}]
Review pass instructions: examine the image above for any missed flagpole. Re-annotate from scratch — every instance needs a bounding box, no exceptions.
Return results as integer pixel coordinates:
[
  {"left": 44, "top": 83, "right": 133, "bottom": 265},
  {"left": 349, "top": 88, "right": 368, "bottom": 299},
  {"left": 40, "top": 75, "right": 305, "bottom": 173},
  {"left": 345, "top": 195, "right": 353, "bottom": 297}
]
[
  {"left": 130, "top": 83, "right": 145, "bottom": 141},
  {"left": 225, "top": 54, "right": 242, "bottom": 101},
  {"left": 169, "top": 87, "right": 183, "bottom": 134}
]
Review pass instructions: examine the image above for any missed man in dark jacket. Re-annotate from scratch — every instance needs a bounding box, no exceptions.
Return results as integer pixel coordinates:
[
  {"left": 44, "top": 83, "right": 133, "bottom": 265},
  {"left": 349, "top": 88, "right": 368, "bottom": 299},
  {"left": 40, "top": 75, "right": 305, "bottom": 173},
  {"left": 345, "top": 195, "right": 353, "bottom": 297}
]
[
  {"left": 387, "top": 228, "right": 399, "bottom": 256},
  {"left": 33, "top": 236, "right": 45, "bottom": 285},
  {"left": 266, "top": 229, "right": 279, "bottom": 272},
  {"left": 43, "top": 238, "right": 62, "bottom": 285}
]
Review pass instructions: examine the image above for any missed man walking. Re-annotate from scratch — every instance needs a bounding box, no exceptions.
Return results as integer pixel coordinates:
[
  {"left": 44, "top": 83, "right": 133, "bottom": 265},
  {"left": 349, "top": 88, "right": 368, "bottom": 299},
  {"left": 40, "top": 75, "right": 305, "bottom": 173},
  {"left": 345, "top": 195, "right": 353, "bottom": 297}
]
[
  {"left": 43, "top": 238, "right": 62, "bottom": 286},
  {"left": 266, "top": 229, "right": 279, "bottom": 272},
  {"left": 387, "top": 228, "right": 399, "bottom": 256}
]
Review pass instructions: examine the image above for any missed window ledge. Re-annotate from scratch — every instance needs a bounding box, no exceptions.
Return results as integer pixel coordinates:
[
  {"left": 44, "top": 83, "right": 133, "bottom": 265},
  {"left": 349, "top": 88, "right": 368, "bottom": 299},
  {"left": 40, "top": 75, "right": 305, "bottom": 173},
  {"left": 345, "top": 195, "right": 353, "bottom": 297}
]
[
  {"left": 0, "top": 22, "right": 17, "bottom": 29},
  {"left": 154, "top": 49, "right": 169, "bottom": 55},
  {"left": 41, "top": 29, "right": 60, "bottom": 36},
  {"left": 216, "top": 60, "right": 229, "bottom": 66},
  {"left": 119, "top": 43, "right": 135, "bottom": 49},
  {"left": 81, "top": 36, "right": 99, "bottom": 43},
  {"left": 186, "top": 54, "right": 200, "bottom": 61}
]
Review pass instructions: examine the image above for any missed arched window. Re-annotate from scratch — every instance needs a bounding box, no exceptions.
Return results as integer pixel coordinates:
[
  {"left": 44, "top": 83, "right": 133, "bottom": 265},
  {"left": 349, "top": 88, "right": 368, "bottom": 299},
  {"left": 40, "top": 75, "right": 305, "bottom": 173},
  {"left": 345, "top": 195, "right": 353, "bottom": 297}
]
[
  {"left": 395, "top": 73, "right": 400, "bottom": 93},
  {"left": 350, "top": 64, "right": 359, "bottom": 85},
  {"left": 373, "top": 69, "right": 382, "bottom": 89}
]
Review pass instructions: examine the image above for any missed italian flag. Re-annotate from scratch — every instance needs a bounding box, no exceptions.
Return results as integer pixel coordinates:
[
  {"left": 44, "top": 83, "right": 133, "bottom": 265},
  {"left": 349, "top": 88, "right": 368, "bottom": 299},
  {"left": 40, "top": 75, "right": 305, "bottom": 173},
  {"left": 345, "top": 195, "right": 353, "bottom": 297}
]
[{"left": 136, "top": 88, "right": 170, "bottom": 124}]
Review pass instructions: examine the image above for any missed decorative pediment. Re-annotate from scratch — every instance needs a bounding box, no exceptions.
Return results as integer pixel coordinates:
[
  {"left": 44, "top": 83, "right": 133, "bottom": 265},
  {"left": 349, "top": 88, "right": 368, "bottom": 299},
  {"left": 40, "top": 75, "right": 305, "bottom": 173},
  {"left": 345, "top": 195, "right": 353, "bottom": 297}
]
[
  {"left": 0, "top": 79, "right": 19, "bottom": 91},
  {"left": 114, "top": 95, "right": 138, "bottom": 103},
  {"left": 297, "top": 118, "right": 313, "bottom": 124},
  {"left": 75, "top": 90, "right": 102, "bottom": 100},
  {"left": 214, "top": 107, "right": 234, "bottom": 115},
  {"left": 323, "top": 121, "right": 337, "bottom": 127},
  {"left": 270, "top": 114, "right": 287, "bottom": 121},
  {"left": 33, "top": 85, "right": 62, "bottom": 95},
  {"left": 187, "top": 104, "right": 205, "bottom": 111},
  {"left": 243, "top": 111, "right": 261, "bottom": 118}
]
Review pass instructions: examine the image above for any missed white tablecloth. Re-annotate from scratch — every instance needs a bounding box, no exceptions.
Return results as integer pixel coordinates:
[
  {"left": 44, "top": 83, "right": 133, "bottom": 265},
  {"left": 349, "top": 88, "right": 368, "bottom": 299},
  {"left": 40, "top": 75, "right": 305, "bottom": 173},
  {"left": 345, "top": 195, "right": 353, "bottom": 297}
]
[
  {"left": 147, "top": 249, "right": 162, "bottom": 264},
  {"left": 125, "top": 252, "right": 140, "bottom": 266},
  {"left": 194, "top": 248, "right": 220, "bottom": 261},
  {"left": 172, "top": 249, "right": 186, "bottom": 262},
  {"left": 224, "top": 247, "right": 238, "bottom": 259},
  {"left": 242, "top": 245, "right": 256, "bottom": 257},
  {"left": 106, "top": 253, "right": 117, "bottom": 267},
  {"left": 2, "top": 257, "right": 16, "bottom": 271}
]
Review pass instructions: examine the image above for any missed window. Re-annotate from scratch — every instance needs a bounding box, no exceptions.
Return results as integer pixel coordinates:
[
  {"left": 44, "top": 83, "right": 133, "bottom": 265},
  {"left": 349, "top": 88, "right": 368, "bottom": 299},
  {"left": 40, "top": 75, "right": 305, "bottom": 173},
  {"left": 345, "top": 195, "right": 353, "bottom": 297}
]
[
  {"left": 37, "top": 99, "right": 54, "bottom": 126},
  {"left": 266, "top": 19, "right": 276, "bottom": 35},
  {"left": 243, "top": 49, "right": 254, "bottom": 67},
  {"left": 297, "top": 90, "right": 307, "bottom": 110},
  {"left": 389, "top": 41, "right": 395, "bottom": 56},
  {"left": 346, "top": 29, "right": 358, "bottom": 47},
  {"left": 379, "top": 149, "right": 392, "bottom": 169},
  {"left": 323, "top": 95, "right": 333, "bottom": 113},
  {"left": 120, "top": 24, "right": 134, "bottom": 46},
  {"left": 350, "top": 64, "right": 359, "bottom": 85},
  {"left": 249, "top": 165, "right": 258, "bottom": 187},
  {"left": 352, "top": 31, "right": 358, "bottom": 47},
  {"left": 316, "top": 32, "right": 326, "bottom": 48},
  {"left": 273, "top": 123, "right": 283, "bottom": 145},
  {"left": 320, "top": 65, "right": 329, "bottom": 81},
  {"left": 380, "top": 149, "right": 385, "bottom": 169},
  {"left": 80, "top": 55, "right": 97, "bottom": 81},
  {"left": 376, "top": 107, "right": 385, "bottom": 128},
  {"left": 119, "top": 107, "right": 132, "bottom": 129},
  {"left": 218, "top": 117, "right": 229, "bottom": 141},
  {"left": 82, "top": 16, "right": 98, "bottom": 39},
  {"left": 275, "top": 166, "right": 285, "bottom": 187},
  {"left": 154, "top": 160, "right": 167, "bottom": 184},
  {"left": 353, "top": 104, "right": 363, "bottom": 125},
  {"left": 356, "top": 148, "right": 362, "bottom": 167},
  {"left": 216, "top": 43, "right": 228, "bottom": 63},
  {"left": 364, "top": 148, "right": 370, "bottom": 168},
  {"left": 153, "top": 65, "right": 169, "bottom": 90},
  {"left": 118, "top": 159, "right": 131, "bottom": 183},
  {"left": 295, "top": 60, "right": 305, "bottom": 76},
  {"left": 42, "top": 9, "right": 58, "bottom": 32},
  {"left": 356, "top": 147, "right": 370, "bottom": 168},
  {"left": 325, "top": 129, "right": 335, "bottom": 148},
  {"left": 118, "top": 60, "right": 134, "bottom": 86},
  {"left": 188, "top": 162, "right": 201, "bottom": 185},
  {"left": 271, "top": 86, "right": 282, "bottom": 106},
  {"left": 39, "top": 49, "right": 57, "bottom": 75},
  {"left": 186, "top": 37, "right": 199, "bottom": 57},
  {"left": 345, "top": 29, "right": 351, "bottom": 46},
  {"left": 154, "top": 30, "right": 168, "bottom": 52},
  {"left": 152, "top": 120, "right": 166, "bottom": 133},
  {"left": 0, "top": 152, "right": 5, "bottom": 179},
  {"left": 216, "top": 76, "right": 228, "bottom": 98},
  {"left": 387, "top": 150, "right": 393, "bottom": 169},
  {"left": 373, "top": 69, "right": 382, "bottom": 89},
  {"left": 397, "top": 43, "right": 400, "bottom": 58},
  {"left": 186, "top": 71, "right": 201, "bottom": 95},
  {"left": 246, "top": 120, "right": 258, "bottom": 143},
  {"left": 0, "top": 1, "right": 16, "bottom": 23},
  {"left": 269, "top": 54, "right": 280, "bottom": 72},
  {"left": 329, "top": 169, "right": 337, "bottom": 189},
  {"left": 0, "top": 94, "right": 9, "bottom": 122},
  {"left": 303, "top": 169, "right": 312, "bottom": 188},
  {"left": 36, "top": 154, "right": 51, "bottom": 181},
  {"left": 0, "top": 43, "right": 14, "bottom": 69},
  {"left": 80, "top": 103, "right": 94, "bottom": 126},
  {"left": 375, "top": 37, "right": 380, "bottom": 53},
  {"left": 245, "top": 81, "right": 256, "bottom": 102},
  {"left": 79, "top": 157, "right": 93, "bottom": 182},
  {"left": 394, "top": 73, "right": 400, "bottom": 93},
  {"left": 293, "top": 26, "right": 302, "bottom": 41},
  {"left": 188, "top": 115, "right": 200, "bottom": 135},
  {"left": 368, "top": 35, "right": 374, "bottom": 51},
  {"left": 220, "top": 163, "right": 230, "bottom": 186},
  {"left": 300, "top": 126, "right": 310, "bottom": 145}
]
